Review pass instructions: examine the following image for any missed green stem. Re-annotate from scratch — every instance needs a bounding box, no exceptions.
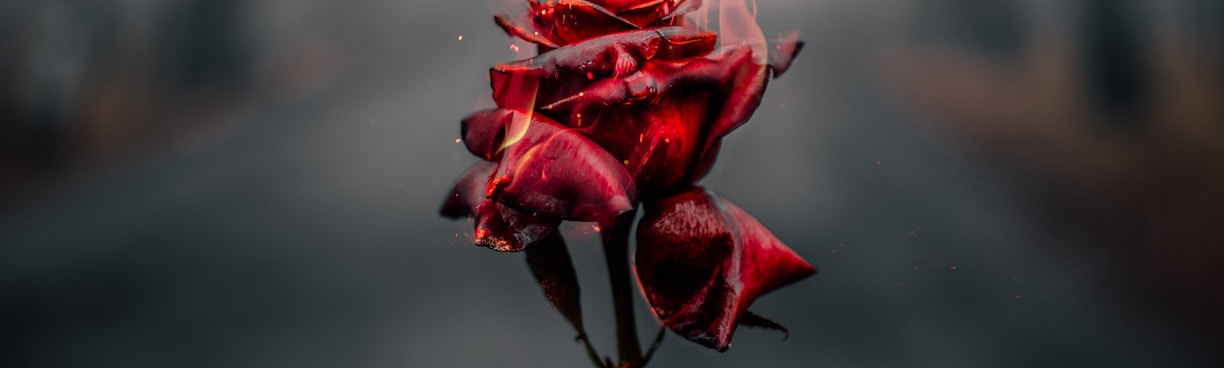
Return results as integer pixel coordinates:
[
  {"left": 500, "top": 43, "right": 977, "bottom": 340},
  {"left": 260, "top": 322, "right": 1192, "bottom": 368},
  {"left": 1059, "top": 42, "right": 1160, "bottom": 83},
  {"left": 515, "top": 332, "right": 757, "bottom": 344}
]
[{"left": 601, "top": 209, "right": 643, "bottom": 367}]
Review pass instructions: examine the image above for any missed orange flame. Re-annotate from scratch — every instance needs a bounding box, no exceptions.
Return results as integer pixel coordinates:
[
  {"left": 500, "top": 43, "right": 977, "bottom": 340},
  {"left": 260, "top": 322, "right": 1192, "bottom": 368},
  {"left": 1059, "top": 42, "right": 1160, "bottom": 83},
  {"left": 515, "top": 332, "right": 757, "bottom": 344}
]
[{"left": 499, "top": 72, "right": 540, "bottom": 151}]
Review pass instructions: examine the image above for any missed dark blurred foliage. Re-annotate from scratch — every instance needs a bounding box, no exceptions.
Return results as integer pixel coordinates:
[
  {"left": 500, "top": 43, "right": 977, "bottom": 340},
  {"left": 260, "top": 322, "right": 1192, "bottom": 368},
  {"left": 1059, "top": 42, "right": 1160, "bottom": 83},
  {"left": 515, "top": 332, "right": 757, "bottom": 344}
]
[
  {"left": 0, "top": 0, "right": 254, "bottom": 208},
  {"left": 879, "top": 0, "right": 1224, "bottom": 350}
]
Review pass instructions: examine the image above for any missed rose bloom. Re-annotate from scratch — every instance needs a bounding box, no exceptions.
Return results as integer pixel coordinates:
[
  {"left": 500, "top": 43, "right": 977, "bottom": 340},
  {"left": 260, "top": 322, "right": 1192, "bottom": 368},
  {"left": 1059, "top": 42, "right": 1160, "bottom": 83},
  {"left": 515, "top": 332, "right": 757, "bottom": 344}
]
[{"left": 442, "top": 0, "right": 814, "bottom": 351}]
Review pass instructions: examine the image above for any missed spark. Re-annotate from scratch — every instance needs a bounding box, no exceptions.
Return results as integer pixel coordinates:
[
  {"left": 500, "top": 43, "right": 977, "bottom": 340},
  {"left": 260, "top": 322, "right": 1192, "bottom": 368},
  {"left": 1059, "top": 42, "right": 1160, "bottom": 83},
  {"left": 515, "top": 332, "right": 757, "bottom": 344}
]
[
  {"left": 510, "top": 44, "right": 520, "bottom": 52},
  {"left": 458, "top": 35, "right": 463, "bottom": 41}
]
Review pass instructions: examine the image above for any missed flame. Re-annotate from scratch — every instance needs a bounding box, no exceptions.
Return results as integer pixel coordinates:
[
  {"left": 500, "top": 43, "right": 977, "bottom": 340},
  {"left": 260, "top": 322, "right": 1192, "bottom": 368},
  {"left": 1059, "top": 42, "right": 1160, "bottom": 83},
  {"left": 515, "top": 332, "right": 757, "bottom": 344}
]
[
  {"left": 687, "top": 0, "right": 712, "bottom": 29},
  {"left": 499, "top": 72, "right": 540, "bottom": 150},
  {"left": 718, "top": 0, "right": 767, "bottom": 65}
]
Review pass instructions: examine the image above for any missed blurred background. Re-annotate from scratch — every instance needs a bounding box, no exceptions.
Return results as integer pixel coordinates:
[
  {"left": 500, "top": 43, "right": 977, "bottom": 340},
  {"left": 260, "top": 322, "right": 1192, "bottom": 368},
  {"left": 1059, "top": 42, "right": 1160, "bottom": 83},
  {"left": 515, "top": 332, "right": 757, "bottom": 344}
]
[{"left": 2, "top": 0, "right": 1222, "bottom": 367}]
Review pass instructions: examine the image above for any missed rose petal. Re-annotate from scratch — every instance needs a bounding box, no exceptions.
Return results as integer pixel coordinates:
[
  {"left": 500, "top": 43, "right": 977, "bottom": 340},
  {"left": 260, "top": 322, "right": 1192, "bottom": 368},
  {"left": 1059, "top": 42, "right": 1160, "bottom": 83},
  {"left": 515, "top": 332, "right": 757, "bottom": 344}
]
[
  {"left": 768, "top": 30, "right": 804, "bottom": 78},
  {"left": 535, "top": 45, "right": 765, "bottom": 194},
  {"left": 589, "top": 0, "right": 659, "bottom": 13},
  {"left": 525, "top": 232, "right": 586, "bottom": 334},
  {"left": 493, "top": 2, "right": 560, "bottom": 48},
  {"left": 607, "top": 0, "right": 694, "bottom": 27},
  {"left": 635, "top": 187, "right": 816, "bottom": 351},
  {"left": 493, "top": 27, "right": 717, "bottom": 79},
  {"left": 440, "top": 161, "right": 496, "bottom": 218},
  {"left": 440, "top": 161, "right": 560, "bottom": 251},
  {"left": 473, "top": 200, "right": 560, "bottom": 252},
  {"left": 491, "top": 26, "right": 717, "bottom": 123},
  {"left": 461, "top": 109, "right": 514, "bottom": 161},
  {"left": 703, "top": 45, "right": 769, "bottom": 150},
  {"left": 495, "top": 0, "right": 641, "bottom": 47},
  {"left": 480, "top": 109, "right": 636, "bottom": 223}
]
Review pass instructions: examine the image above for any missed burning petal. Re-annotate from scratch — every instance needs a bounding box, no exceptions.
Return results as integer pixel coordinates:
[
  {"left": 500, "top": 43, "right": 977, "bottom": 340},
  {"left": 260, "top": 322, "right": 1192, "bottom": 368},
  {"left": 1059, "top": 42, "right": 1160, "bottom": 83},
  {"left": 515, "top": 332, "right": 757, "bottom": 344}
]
[
  {"left": 441, "top": 161, "right": 560, "bottom": 251},
  {"left": 473, "top": 201, "right": 560, "bottom": 252},
  {"left": 461, "top": 109, "right": 513, "bottom": 161},
  {"left": 635, "top": 187, "right": 815, "bottom": 351},
  {"left": 768, "top": 30, "right": 804, "bottom": 78},
  {"left": 477, "top": 108, "right": 637, "bottom": 223}
]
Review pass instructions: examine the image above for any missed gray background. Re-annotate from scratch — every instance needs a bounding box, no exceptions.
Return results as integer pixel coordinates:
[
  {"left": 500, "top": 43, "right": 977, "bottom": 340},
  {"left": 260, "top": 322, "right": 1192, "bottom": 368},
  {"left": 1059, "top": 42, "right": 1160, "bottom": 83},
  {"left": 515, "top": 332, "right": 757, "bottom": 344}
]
[{"left": 2, "top": 1, "right": 1222, "bottom": 367}]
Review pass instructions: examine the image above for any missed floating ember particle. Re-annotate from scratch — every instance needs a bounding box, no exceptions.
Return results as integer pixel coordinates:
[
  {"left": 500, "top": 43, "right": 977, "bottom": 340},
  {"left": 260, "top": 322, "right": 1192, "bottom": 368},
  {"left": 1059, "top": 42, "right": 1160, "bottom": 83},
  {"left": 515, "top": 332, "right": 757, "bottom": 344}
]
[
  {"left": 510, "top": 44, "right": 520, "bottom": 52},
  {"left": 458, "top": 35, "right": 463, "bottom": 41}
]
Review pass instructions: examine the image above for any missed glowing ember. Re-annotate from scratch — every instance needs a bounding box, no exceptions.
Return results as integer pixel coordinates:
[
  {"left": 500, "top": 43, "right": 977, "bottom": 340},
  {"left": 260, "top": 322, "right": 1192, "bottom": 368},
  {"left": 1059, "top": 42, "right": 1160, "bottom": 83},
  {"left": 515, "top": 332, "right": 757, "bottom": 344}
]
[
  {"left": 510, "top": 44, "right": 520, "bottom": 52},
  {"left": 458, "top": 35, "right": 463, "bottom": 41}
]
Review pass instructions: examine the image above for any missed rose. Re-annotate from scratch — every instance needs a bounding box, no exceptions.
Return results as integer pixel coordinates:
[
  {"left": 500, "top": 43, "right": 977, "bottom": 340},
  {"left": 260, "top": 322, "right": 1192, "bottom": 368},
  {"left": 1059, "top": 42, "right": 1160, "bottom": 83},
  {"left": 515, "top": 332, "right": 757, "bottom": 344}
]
[{"left": 441, "top": 0, "right": 815, "bottom": 354}]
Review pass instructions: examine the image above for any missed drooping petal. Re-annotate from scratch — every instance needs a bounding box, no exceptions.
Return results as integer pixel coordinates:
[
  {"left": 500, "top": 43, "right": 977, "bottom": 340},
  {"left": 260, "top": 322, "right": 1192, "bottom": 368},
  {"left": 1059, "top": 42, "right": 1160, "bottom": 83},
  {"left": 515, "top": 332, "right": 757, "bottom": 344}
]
[
  {"left": 635, "top": 187, "right": 816, "bottom": 351},
  {"left": 478, "top": 109, "right": 636, "bottom": 223},
  {"left": 525, "top": 232, "right": 586, "bottom": 334},
  {"left": 440, "top": 161, "right": 560, "bottom": 252}
]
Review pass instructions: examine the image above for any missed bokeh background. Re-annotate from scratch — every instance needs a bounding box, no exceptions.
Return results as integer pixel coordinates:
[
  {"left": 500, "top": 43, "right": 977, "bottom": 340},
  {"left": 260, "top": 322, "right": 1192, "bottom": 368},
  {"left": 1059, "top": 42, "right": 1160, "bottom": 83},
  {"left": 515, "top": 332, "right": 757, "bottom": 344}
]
[{"left": 3, "top": 1, "right": 1222, "bottom": 367}]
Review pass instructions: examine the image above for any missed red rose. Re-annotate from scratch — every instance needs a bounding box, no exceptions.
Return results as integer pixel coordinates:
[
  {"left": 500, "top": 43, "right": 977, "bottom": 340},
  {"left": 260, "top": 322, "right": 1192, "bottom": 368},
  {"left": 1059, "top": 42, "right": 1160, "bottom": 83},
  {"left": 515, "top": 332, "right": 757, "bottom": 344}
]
[{"left": 442, "top": 0, "right": 815, "bottom": 358}]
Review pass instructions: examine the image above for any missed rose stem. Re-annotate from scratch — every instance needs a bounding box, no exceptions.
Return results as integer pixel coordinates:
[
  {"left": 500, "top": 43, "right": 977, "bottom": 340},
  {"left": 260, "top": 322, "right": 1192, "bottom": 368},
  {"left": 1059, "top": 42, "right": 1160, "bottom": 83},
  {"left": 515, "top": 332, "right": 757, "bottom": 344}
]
[{"left": 601, "top": 208, "right": 644, "bottom": 366}]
